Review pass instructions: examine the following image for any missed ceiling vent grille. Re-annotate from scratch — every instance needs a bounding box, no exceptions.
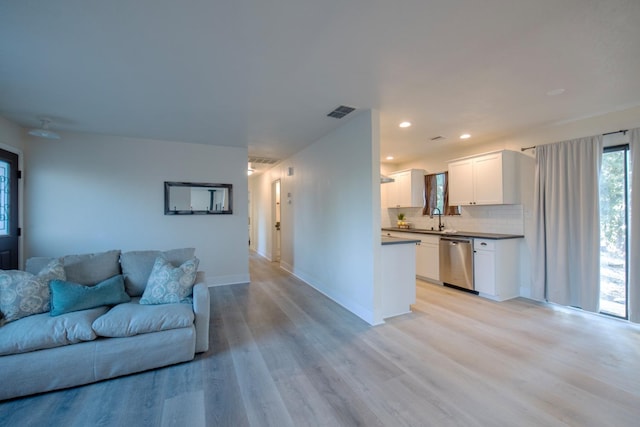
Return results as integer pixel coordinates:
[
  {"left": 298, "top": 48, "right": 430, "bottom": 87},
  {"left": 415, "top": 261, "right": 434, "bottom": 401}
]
[
  {"left": 248, "top": 156, "right": 279, "bottom": 166},
  {"left": 327, "top": 105, "right": 356, "bottom": 119}
]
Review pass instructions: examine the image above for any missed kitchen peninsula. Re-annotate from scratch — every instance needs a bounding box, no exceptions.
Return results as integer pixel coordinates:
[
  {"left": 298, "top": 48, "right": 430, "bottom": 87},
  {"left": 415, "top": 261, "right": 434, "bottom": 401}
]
[
  {"left": 380, "top": 235, "right": 420, "bottom": 319},
  {"left": 383, "top": 228, "right": 525, "bottom": 302}
]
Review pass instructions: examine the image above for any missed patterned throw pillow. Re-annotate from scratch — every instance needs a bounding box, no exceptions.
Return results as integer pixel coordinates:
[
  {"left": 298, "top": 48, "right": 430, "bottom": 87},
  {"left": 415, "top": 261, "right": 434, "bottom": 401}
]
[
  {"left": 0, "top": 259, "right": 66, "bottom": 323},
  {"left": 139, "top": 257, "right": 199, "bottom": 305}
]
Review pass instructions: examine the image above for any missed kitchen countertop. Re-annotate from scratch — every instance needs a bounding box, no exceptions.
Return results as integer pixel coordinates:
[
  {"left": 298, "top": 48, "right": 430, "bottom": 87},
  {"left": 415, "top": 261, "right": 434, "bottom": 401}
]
[
  {"left": 382, "top": 227, "right": 524, "bottom": 240},
  {"left": 381, "top": 235, "right": 421, "bottom": 245}
]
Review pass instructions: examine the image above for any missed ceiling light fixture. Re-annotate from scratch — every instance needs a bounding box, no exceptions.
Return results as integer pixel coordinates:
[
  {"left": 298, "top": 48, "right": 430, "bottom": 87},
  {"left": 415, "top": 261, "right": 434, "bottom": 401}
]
[
  {"left": 386, "top": 156, "right": 394, "bottom": 160},
  {"left": 399, "top": 121, "right": 411, "bottom": 128},
  {"left": 460, "top": 133, "right": 471, "bottom": 139},
  {"left": 28, "top": 118, "right": 61, "bottom": 140}
]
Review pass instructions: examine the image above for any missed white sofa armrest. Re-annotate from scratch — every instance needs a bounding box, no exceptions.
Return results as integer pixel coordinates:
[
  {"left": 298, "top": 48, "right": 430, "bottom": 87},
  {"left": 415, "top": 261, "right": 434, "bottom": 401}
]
[{"left": 192, "top": 275, "right": 210, "bottom": 353}]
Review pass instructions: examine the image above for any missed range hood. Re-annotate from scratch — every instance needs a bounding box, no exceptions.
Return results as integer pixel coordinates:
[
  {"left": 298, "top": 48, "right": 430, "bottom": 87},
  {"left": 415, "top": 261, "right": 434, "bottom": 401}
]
[{"left": 380, "top": 175, "right": 395, "bottom": 184}]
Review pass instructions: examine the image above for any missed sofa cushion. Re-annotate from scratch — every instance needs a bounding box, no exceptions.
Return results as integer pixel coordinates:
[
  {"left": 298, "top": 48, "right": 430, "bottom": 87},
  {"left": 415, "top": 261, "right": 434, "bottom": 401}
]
[
  {"left": 120, "top": 248, "right": 195, "bottom": 297},
  {"left": 50, "top": 275, "right": 131, "bottom": 316},
  {"left": 26, "top": 250, "right": 121, "bottom": 286},
  {"left": 0, "top": 259, "right": 65, "bottom": 323},
  {"left": 0, "top": 306, "right": 108, "bottom": 356},
  {"left": 92, "top": 298, "right": 194, "bottom": 338},
  {"left": 140, "top": 257, "right": 199, "bottom": 305}
]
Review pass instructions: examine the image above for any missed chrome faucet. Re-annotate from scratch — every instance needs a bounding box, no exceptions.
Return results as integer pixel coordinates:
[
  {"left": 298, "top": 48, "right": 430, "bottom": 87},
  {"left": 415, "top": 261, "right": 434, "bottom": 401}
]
[{"left": 431, "top": 207, "right": 445, "bottom": 231}]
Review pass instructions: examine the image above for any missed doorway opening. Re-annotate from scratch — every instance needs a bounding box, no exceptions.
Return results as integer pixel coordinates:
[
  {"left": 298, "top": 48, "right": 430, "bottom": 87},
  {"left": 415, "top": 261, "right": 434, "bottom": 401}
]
[
  {"left": 599, "top": 144, "right": 630, "bottom": 318},
  {"left": 0, "top": 148, "right": 19, "bottom": 269},
  {"left": 272, "top": 179, "right": 281, "bottom": 263}
]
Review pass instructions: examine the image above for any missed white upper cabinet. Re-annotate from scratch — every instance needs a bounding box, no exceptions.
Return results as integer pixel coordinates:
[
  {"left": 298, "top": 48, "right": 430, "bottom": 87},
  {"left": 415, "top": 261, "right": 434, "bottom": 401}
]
[
  {"left": 448, "top": 151, "right": 518, "bottom": 206},
  {"left": 383, "top": 169, "right": 425, "bottom": 208},
  {"left": 448, "top": 159, "right": 474, "bottom": 205}
]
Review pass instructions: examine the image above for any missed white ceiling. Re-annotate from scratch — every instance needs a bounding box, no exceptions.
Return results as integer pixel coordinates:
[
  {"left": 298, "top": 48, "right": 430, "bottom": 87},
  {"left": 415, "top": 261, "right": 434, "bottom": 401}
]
[{"left": 2, "top": 0, "right": 640, "bottom": 163}]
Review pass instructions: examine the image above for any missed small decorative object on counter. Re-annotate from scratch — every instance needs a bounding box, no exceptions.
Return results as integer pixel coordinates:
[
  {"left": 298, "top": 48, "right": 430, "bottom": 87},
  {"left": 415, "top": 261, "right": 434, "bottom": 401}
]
[{"left": 397, "top": 213, "right": 411, "bottom": 229}]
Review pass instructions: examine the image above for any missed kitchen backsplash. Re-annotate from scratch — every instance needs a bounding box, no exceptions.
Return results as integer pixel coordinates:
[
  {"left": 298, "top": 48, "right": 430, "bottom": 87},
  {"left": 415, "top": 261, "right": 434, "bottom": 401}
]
[{"left": 384, "top": 204, "right": 525, "bottom": 235}]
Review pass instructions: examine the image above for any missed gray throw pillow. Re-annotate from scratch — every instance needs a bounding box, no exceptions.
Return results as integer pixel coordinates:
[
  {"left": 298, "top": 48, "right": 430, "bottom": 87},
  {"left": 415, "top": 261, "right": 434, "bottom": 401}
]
[
  {"left": 120, "top": 248, "right": 195, "bottom": 297},
  {"left": 0, "top": 259, "right": 65, "bottom": 323},
  {"left": 26, "top": 250, "right": 121, "bottom": 286},
  {"left": 139, "top": 257, "right": 199, "bottom": 305},
  {"left": 61, "top": 250, "right": 122, "bottom": 285}
]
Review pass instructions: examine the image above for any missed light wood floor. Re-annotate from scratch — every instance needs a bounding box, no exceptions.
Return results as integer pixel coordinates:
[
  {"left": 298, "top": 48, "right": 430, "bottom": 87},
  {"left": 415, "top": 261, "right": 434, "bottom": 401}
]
[{"left": 2, "top": 252, "right": 640, "bottom": 426}]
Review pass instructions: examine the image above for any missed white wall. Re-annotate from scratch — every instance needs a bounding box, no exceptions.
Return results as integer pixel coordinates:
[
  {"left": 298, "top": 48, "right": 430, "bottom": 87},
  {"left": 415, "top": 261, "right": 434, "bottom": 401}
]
[
  {"left": 24, "top": 131, "right": 249, "bottom": 286},
  {"left": 0, "top": 116, "right": 25, "bottom": 153},
  {"left": 249, "top": 169, "right": 274, "bottom": 259},
  {"left": 250, "top": 110, "right": 383, "bottom": 324}
]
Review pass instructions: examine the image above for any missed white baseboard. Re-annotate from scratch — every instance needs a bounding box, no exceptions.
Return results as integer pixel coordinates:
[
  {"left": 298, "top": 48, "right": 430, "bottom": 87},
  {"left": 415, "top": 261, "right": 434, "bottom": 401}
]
[
  {"left": 252, "top": 254, "right": 378, "bottom": 325},
  {"left": 285, "top": 267, "right": 377, "bottom": 326},
  {"left": 280, "top": 261, "right": 294, "bottom": 274},
  {"left": 205, "top": 273, "right": 250, "bottom": 287},
  {"left": 519, "top": 286, "right": 531, "bottom": 298}
]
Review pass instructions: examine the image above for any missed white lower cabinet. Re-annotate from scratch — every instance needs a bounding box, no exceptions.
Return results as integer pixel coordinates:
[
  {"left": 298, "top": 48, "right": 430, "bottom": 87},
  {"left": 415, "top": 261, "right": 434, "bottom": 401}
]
[
  {"left": 381, "top": 240, "right": 417, "bottom": 319},
  {"left": 416, "top": 235, "right": 439, "bottom": 282},
  {"left": 473, "top": 238, "right": 520, "bottom": 301},
  {"left": 415, "top": 244, "right": 429, "bottom": 278},
  {"left": 385, "top": 232, "right": 439, "bottom": 282},
  {"left": 473, "top": 245, "right": 495, "bottom": 295}
]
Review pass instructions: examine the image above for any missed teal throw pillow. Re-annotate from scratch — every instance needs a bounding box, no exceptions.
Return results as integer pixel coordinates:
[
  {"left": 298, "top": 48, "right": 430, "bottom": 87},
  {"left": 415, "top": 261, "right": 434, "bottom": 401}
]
[
  {"left": 0, "top": 259, "right": 65, "bottom": 323},
  {"left": 140, "top": 257, "right": 199, "bottom": 305},
  {"left": 49, "top": 275, "right": 131, "bottom": 316}
]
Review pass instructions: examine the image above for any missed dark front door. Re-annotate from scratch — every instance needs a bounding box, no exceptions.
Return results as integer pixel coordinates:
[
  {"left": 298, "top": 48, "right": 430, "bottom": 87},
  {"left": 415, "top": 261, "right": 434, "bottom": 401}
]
[{"left": 0, "top": 148, "right": 19, "bottom": 269}]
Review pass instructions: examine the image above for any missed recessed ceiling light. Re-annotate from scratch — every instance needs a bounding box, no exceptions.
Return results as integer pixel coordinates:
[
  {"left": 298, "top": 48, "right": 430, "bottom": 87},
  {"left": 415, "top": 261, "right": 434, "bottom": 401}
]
[
  {"left": 546, "top": 88, "right": 565, "bottom": 96},
  {"left": 386, "top": 156, "right": 394, "bottom": 160},
  {"left": 399, "top": 121, "right": 411, "bottom": 128},
  {"left": 460, "top": 133, "right": 471, "bottom": 139}
]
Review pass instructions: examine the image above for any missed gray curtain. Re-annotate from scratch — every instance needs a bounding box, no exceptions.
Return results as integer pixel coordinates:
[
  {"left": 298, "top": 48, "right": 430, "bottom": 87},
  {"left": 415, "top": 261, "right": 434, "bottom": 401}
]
[
  {"left": 532, "top": 136, "right": 603, "bottom": 312},
  {"left": 442, "top": 172, "right": 457, "bottom": 216},
  {"left": 629, "top": 128, "right": 640, "bottom": 323},
  {"left": 423, "top": 174, "right": 437, "bottom": 216}
]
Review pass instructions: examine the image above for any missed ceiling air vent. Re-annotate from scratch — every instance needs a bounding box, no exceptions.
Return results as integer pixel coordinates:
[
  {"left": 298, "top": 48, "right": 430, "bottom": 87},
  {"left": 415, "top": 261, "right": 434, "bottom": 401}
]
[
  {"left": 327, "top": 105, "right": 356, "bottom": 119},
  {"left": 248, "top": 156, "right": 279, "bottom": 166},
  {"left": 430, "top": 136, "right": 446, "bottom": 141}
]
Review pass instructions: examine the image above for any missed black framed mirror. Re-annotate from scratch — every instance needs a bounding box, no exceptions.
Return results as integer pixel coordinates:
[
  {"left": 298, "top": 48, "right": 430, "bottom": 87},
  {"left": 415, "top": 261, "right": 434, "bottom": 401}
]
[{"left": 164, "top": 182, "right": 233, "bottom": 215}]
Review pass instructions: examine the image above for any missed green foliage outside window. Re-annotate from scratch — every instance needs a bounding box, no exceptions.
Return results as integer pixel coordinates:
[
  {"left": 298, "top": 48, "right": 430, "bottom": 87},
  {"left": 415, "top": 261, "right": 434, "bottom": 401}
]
[{"left": 600, "top": 148, "right": 629, "bottom": 257}]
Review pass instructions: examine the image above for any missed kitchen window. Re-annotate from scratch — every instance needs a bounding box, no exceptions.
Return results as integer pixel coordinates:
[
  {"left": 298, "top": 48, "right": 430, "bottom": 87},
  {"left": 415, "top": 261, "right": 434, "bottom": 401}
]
[{"left": 423, "top": 172, "right": 460, "bottom": 216}]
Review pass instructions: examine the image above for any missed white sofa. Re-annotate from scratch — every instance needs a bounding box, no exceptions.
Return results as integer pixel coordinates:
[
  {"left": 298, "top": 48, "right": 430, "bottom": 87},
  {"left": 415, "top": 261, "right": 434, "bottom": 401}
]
[{"left": 0, "top": 248, "right": 210, "bottom": 401}]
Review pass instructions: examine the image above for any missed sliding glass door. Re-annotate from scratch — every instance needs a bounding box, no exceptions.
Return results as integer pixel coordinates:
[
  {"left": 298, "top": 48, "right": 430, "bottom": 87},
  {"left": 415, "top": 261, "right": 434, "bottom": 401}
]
[{"left": 599, "top": 145, "right": 630, "bottom": 318}]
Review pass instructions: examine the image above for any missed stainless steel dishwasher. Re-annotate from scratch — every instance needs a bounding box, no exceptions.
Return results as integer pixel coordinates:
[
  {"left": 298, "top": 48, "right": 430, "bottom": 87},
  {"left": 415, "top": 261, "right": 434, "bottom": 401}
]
[{"left": 439, "top": 237, "right": 476, "bottom": 293}]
